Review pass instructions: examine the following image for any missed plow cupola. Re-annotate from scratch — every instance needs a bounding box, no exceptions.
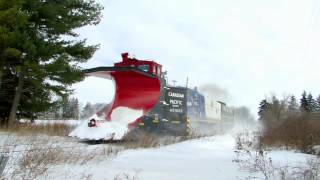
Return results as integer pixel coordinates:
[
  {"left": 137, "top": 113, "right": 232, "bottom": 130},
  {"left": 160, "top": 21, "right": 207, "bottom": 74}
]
[{"left": 115, "top": 53, "right": 163, "bottom": 77}]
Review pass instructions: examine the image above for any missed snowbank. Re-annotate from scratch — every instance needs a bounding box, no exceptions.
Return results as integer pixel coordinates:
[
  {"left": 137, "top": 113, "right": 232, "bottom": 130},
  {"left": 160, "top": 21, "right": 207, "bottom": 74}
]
[{"left": 69, "top": 107, "right": 142, "bottom": 140}]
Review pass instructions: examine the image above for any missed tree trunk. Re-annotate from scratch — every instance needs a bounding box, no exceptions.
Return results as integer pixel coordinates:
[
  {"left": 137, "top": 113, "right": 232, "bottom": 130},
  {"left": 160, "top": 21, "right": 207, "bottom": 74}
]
[{"left": 8, "top": 72, "right": 24, "bottom": 126}]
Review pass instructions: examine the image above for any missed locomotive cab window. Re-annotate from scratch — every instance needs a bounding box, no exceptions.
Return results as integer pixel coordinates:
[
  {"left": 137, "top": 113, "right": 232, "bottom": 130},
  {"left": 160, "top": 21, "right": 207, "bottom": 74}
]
[{"left": 138, "top": 64, "right": 150, "bottom": 72}]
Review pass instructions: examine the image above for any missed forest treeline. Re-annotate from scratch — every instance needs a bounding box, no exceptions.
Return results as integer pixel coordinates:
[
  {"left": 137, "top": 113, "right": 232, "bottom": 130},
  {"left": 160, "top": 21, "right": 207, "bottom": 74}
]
[
  {"left": 38, "top": 99, "right": 104, "bottom": 120},
  {"left": 258, "top": 91, "right": 320, "bottom": 152},
  {"left": 259, "top": 91, "right": 320, "bottom": 119}
]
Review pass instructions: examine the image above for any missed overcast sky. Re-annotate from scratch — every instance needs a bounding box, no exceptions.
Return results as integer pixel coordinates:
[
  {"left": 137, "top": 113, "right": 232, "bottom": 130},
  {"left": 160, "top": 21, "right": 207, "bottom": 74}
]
[{"left": 72, "top": 0, "right": 320, "bottom": 116}]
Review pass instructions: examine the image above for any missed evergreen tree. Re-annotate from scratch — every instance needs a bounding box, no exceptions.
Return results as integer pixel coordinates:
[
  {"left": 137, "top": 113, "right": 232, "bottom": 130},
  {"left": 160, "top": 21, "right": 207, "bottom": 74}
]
[
  {"left": 41, "top": 100, "right": 62, "bottom": 119},
  {"left": 316, "top": 95, "right": 320, "bottom": 112},
  {"left": 19, "top": 81, "right": 53, "bottom": 120},
  {"left": 270, "top": 96, "right": 284, "bottom": 121},
  {"left": 81, "top": 102, "right": 94, "bottom": 119},
  {"left": 61, "top": 97, "right": 70, "bottom": 119},
  {"left": 52, "top": 101, "right": 63, "bottom": 119},
  {"left": 69, "top": 97, "right": 80, "bottom": 119},
  {"left": 307, "top": 93, "right": 316, "bottom": 112},
  {"left": 300, "top": 91, "right": 309, "bottom": 112},
  {"left": 0, "top": 0, "right": 28, "bottom": 125},
  {"left": 288, "top": 95, "right": 299, "bottom": 112},
  {"left": 258, "top": 99, "right": 271, "bottom": 120},
  {"left": 0, "top": 0, "right": 103, "bottom": 125},
  {"left": 60, "top": 97, "right": 79, "bottom": 119}
]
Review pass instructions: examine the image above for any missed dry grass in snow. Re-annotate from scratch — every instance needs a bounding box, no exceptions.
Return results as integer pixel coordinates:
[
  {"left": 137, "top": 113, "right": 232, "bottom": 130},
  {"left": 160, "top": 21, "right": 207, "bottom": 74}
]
[{"left": 0, "top": 122, "right": 75, "bottom": 137}]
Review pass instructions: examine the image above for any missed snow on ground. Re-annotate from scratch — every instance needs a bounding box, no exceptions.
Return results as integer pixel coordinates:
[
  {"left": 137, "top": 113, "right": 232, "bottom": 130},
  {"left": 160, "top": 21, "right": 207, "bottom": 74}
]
[
  {"left": 266, "top": 150, "right": 315, "bottom": 168},
  {"left": 45, "top": 134, "right": 317, "bottom": 180},
  {"left": 69, "top": 107, "right": 143, "bottom": 140},
  {"left": 1, "top": 122, "right": 318, "bottom": 180},
  {"left": 44, "top": 135, "right": 247, "bottom": 180}
]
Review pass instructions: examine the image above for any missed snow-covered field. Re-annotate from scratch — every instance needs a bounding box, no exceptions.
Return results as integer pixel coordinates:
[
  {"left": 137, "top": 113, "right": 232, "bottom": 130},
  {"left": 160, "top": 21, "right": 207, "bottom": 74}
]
[
  {"left": 55, "top": 135, "right": 249, "bottom": 180},
  {"left": 46, "top": 135, "right": 317, "bottom": 180},
  {"left": 0, "top": 126, "right": 319, "bottom": 180}
]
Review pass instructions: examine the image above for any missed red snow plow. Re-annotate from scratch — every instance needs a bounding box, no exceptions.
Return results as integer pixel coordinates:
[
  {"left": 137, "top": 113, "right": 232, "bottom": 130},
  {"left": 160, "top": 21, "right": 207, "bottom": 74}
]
[
  {"left": 83, "top": 53, "right": 163, "bottom": 126},
  {"left": 70, "top": 53, "right": 234, "bottom": 141}
]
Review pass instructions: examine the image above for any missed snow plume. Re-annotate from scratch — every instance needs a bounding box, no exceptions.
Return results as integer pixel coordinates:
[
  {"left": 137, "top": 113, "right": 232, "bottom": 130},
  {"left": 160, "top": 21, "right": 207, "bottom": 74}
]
[
  {"left": 234, "top": 106, "right": 255, "bottom": 123},
  {"left": 199, "top": 83, "right": 229, "bottom": 103},
  {"left": 232, "top": 106, "right": 259, "bottom": 132},
  {"left": 199, "top": 84, "right": 256, "bottom": 119},
  {"left": 69, "top": 107, "right": 143, "bottom": 140},
  {"left": 199, "top": 83, "right": 257, "bottom": 133}
]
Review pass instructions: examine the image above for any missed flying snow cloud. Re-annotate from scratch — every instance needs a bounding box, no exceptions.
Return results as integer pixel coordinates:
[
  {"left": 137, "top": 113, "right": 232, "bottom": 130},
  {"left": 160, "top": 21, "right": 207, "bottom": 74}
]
[
  {"left": 72, "top": 0, "right": 320, "bottom": 116},
  {"left": 199, "top": 84, "right": 230, "bottom": 103}
]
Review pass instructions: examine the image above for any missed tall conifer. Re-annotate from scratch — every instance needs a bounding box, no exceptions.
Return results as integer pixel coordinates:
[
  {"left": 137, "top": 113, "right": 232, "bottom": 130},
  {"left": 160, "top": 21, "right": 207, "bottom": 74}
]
[{"left": 0, "top": 0, "right": 103, "bottom": 125}]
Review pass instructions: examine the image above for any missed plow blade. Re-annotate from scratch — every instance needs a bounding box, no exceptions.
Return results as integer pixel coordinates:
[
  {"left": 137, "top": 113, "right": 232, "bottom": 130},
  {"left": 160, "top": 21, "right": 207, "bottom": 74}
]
[
  {"left": 70, "top": 66, "right": 162, "bottom": 140},
  {"left": 86, "top": 67, "right": 161, "bottom": 120}
]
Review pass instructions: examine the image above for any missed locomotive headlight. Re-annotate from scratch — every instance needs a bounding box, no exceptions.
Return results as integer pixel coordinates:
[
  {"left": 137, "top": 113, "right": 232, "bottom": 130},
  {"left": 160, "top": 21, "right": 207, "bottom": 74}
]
[{"left": 88, "top": 119, "right": 97, "bottom": 127}]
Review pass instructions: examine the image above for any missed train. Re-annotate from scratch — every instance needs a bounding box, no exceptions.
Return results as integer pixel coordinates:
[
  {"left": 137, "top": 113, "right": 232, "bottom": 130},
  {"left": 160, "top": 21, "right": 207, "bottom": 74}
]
[{"left": 70, "top": 53, "right": 234, "bottom": 140}]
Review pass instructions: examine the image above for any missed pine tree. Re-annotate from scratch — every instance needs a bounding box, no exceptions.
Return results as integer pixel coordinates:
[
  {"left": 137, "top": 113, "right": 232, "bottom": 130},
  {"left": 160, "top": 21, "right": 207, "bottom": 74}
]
[
  {"left": 0, "top": 0, "right": 29, "bottom": 125},
  {"left": 307, "top": 93, "right": 316, "bottom": 113},
  {"left": 258, "top": 99, "right": 271, "bottom": 120},
  {"left": 69, "top": 97, "right": 80, "bottom": 119},
  {"left": 316, "top": 95, "right": 320, "bottom": 112},
  {"left": 81, "top": 102, "right": 94, "bottom": 119},
  {"left": 288, "top": 95, "right": 299, "bottom": 112},
  {"left": 19, "top": 80, "right": 53, "bottom": 120},
  {"left": 0, "top": 0, "right": 103, "bottom": 125},
  {"left": 61, "top": 97, "right": 70, "bottom": 119},
  {"left": 300, "top": 91, "right": 309, "bottom": 112}
]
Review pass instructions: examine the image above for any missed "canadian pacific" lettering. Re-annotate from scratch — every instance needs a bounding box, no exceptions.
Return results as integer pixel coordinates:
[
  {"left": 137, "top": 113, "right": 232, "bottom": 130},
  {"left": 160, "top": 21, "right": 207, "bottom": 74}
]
[{"left": 168, "top": 92, "right": 184, "bottom": 98}]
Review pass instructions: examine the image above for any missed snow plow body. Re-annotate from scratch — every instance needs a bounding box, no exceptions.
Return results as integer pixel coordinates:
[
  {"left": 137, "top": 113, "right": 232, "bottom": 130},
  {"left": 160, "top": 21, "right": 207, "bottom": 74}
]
[
  {"left": 70, "top": 53, "right": 235, "bottom": 141},
  {"left": 69, "top": 53, "right": 163, "bottom": 140},
  {"left": 84, "top": 66, "right": 161, "bottom": 120}
]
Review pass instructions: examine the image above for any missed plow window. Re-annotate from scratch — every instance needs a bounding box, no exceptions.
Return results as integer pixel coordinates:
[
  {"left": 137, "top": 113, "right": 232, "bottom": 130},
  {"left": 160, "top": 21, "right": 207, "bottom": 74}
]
[{"left": 138, "top": 65, "right": 150, "bottom": 72}]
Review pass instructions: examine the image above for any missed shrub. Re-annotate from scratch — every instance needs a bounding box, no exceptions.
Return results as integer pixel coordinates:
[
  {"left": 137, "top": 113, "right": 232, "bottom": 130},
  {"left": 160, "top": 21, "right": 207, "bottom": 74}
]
[{"left": 260, "top": 113, "right": 320, "bottom": 152}]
